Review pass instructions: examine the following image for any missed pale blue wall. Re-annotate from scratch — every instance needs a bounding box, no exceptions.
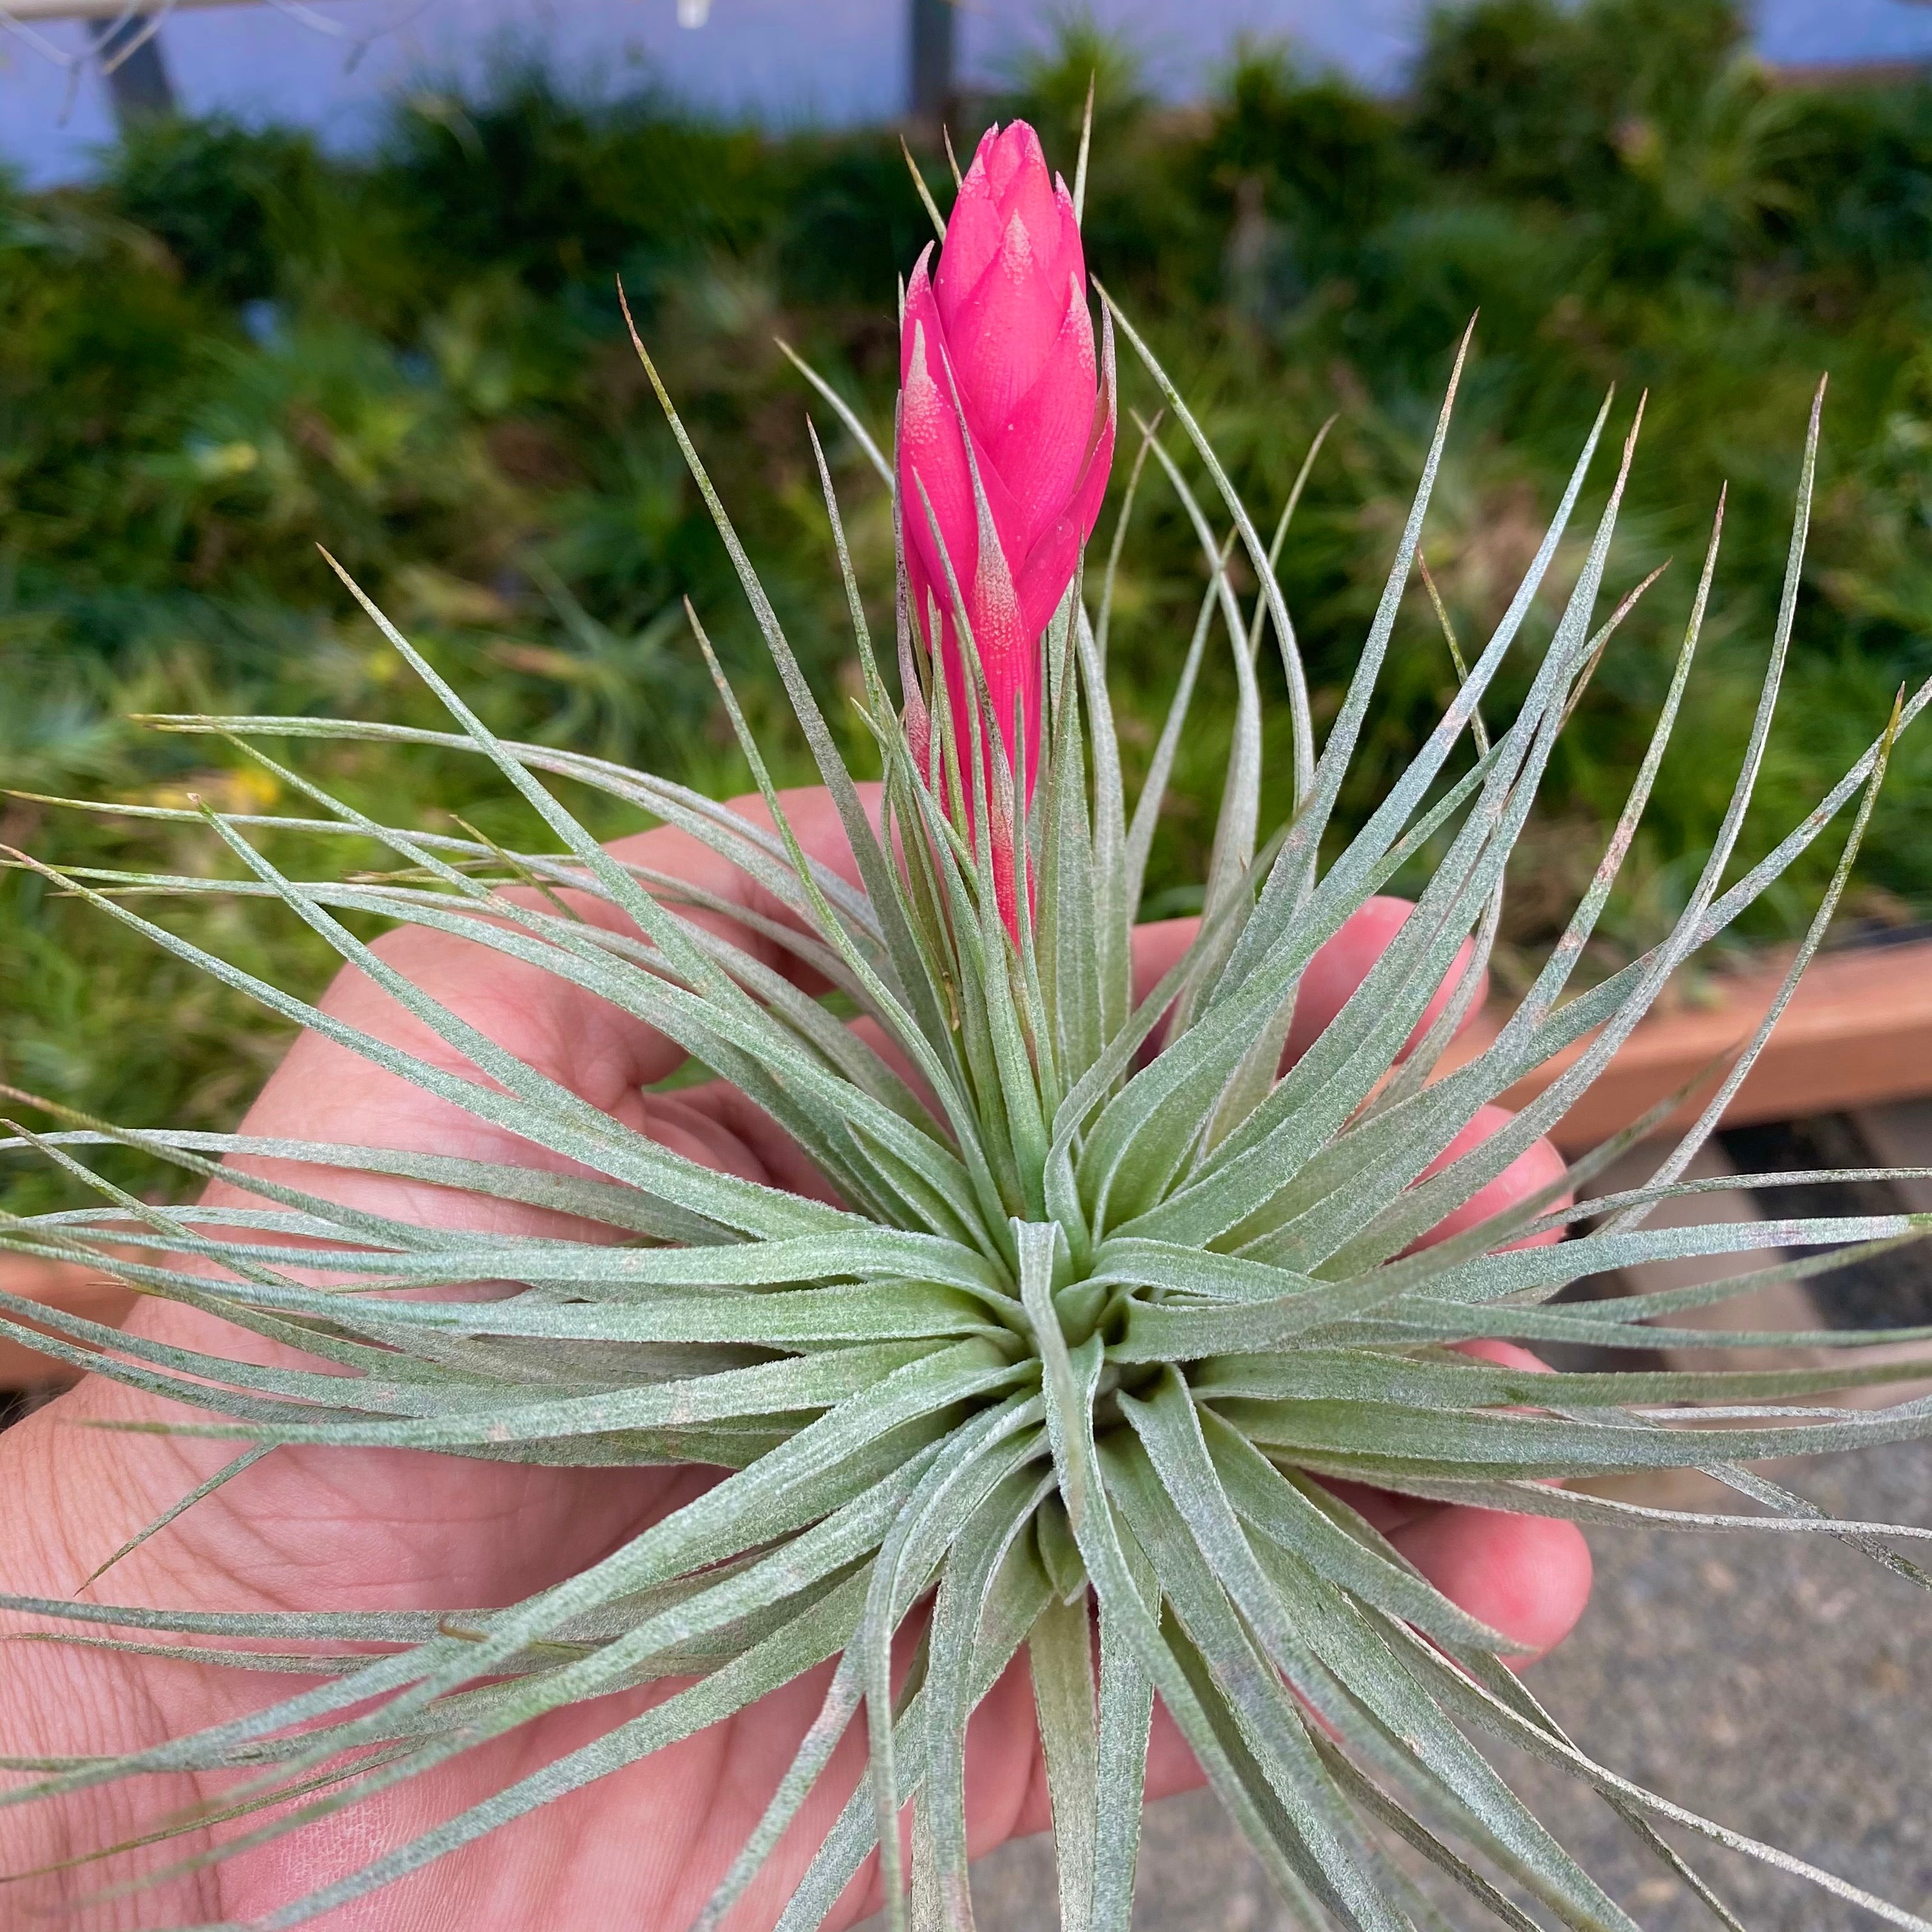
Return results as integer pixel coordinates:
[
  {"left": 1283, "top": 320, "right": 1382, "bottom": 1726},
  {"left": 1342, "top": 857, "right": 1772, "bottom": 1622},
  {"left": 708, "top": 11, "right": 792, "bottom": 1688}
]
[
  {"left": 1, "top": 0, "right": 912, "bottom": 186},
  {"left": 3, "top": 0, "right": 1929, "bottom": 188}
]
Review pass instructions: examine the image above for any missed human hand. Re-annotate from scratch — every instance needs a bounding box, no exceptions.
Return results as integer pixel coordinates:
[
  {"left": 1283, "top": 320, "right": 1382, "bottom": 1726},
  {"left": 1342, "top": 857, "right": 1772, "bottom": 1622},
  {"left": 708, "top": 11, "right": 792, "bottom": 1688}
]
[{"left": 0, "top": 785, "right": 1590, "bottom": 1930}]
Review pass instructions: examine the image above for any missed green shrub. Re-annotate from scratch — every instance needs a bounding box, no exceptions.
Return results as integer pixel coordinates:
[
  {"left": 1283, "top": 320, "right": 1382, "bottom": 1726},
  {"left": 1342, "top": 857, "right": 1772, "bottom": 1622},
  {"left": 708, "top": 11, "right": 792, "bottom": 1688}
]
[
  {"left": 6, "top": 20, "right": 1932, "bottom": 1215},
  {"left": 101, "top": 114, "right": 325, "bottom": 303}
]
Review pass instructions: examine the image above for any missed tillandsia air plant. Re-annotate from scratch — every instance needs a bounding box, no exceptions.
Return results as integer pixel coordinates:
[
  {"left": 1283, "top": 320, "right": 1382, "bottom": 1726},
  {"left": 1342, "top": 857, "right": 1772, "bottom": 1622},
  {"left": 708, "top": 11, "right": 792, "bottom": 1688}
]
[{"left": 4, "top": 109, "right": 1932, "bottom": 1932}]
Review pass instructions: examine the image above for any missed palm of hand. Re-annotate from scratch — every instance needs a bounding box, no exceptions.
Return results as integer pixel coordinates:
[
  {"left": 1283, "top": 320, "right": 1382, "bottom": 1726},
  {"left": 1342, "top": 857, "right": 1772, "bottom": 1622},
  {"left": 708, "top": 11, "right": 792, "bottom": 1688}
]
[{"left": 0, "top": 790, "right": 1590, "bottom": 1931}]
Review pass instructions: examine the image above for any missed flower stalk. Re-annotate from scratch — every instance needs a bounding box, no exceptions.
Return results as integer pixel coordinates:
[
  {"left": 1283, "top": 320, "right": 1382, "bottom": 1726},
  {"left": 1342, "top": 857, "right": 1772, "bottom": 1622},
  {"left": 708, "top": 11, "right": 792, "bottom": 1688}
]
[{"left": 898, "top": 120, "right": 1116, "bottom": 871}]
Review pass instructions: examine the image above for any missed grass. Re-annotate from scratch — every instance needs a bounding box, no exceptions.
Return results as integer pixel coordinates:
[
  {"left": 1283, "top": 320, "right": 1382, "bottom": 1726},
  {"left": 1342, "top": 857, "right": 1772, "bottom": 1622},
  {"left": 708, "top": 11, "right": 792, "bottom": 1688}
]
[{"left": 3, "top": 0, "right": 1931, "bottom": 1215}]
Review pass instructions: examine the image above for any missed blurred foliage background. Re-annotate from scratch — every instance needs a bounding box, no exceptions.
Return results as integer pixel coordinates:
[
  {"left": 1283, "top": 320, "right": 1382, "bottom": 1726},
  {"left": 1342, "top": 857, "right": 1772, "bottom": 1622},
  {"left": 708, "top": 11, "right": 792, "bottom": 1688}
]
[{"left": 6, "top": 0, "right": 1932, "bottom": 1213}]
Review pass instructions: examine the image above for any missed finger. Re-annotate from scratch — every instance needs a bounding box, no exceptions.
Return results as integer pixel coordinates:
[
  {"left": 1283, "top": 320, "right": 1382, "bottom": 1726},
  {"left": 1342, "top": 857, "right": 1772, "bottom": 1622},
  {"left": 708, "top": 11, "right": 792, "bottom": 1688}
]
[
  {"left": 1411, "top": 1101, "right": 1572, "bottom": 1254},
  {"left": 208, "top": 785, "right": 880, "bottom": 1219},
  {"left": 1126, "top": 920, "right": 1581, "bottom": 1667},
  {"left": 0, "top": 1256, "right": 134, "bottom": 1388},
  {"left": 1131, "top": 1465, "right": 1590, "bottom": 1817},
  {"left": 599, "top": 782, "right": 878, "bottom": 993},
  {"left": 1108, "top": 1344, "right": 1595, "bottom": 1816},
  {"left": 1280, "top": 895, "right": 1487, "bottom": 1068},
  {"left": 1129, "top": 913, "right": 1199, "bottom": 1000},
  {"left": 318, "top": 776, "right": 884, "bottom": 1074},
  {"left": 1389, "top": 1337, "right": 1593, "bottom": 1660},
  {"left": 1128, "top": 896, "right": 1487, "bottom": 1070},
  {"left": 307, "top": 781, "right": 876, "bottom": 1087},
  {"left": 1389, "top": 1489, "right": 1594, "bottom": 1662}
]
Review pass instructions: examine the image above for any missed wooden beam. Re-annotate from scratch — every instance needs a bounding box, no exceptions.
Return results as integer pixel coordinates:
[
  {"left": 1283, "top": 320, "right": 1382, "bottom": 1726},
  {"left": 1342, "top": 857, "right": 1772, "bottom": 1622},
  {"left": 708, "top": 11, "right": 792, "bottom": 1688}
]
[
  {"left": 4, "top": 0, "right": 324, "bottom": 21},
  {"left": 88, "top": 13, "right": 176, "bottom": 125},
  {"left": 908, "top": 0, "right": 953, "bottom": 120},
  {"left": 1439, "top": 936, "right": 1932, "bottom": 1153}
]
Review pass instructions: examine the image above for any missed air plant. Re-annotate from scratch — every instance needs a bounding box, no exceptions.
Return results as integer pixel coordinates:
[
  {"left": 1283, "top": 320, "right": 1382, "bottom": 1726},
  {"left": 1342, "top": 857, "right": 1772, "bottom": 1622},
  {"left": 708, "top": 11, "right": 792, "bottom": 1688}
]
[{"left": 3, "top": 112, "right": 1932, "bottom": 1932}]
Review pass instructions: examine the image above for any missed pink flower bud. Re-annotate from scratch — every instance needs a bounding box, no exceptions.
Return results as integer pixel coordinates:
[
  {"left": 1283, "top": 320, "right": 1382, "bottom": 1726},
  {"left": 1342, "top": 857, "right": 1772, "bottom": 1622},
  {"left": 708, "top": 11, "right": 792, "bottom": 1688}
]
[{"left": 897, "top": 120, "right": 1116, "bottom": 833}]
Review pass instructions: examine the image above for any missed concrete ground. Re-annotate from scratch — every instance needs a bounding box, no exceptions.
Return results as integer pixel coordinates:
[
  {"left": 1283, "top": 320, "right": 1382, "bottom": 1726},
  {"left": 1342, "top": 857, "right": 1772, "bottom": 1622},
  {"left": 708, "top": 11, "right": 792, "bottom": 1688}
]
[{"left": 962, "top": 1436, "right": 1932, "bottom": 1930}]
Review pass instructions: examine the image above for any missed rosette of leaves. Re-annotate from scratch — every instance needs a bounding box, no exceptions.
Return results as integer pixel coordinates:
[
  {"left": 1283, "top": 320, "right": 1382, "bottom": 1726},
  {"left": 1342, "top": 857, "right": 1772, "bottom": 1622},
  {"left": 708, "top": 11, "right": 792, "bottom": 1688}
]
[{"left": 4, "top": 114, "right": 1932, "bottom": 1932}]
